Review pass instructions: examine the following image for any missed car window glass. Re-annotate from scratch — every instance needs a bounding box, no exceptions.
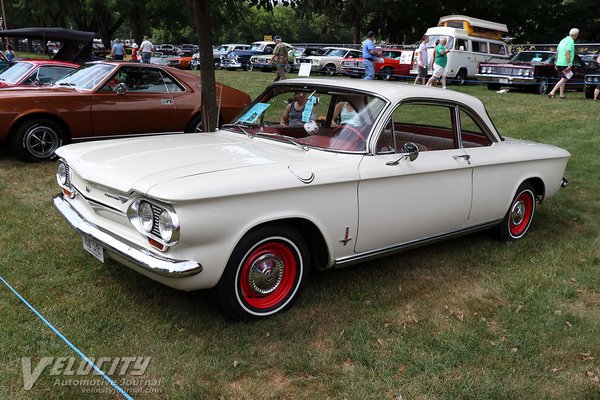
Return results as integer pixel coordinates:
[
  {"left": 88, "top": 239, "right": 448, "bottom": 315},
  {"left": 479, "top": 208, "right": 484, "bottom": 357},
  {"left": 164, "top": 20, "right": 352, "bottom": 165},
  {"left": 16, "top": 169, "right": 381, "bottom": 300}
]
[
  {"left": 459, "top": 109, "right": 492, "bottom": 147},
  {"left": 376, "top": 102, "right": 456, "bottom": 153},
  {"left": 573, "top": 56, "right": 583, "bottom": 67},
  {"left": 489, "top": 43, "right": 506, "bottom": 55},
  {"left": 472, "top": 41, "right": 488, "bottom": 53},
  {"left": 36, "top": 66, "right": 73, "bottom": 85},
  {"left": 228, "top": 86, "right": 385, "bottom": 153},
  {"left": 455, "top": 39, "right": 468, "bottom": 51},
  {"left": 160, "top": 72, "right": 184, "bottom": 93},
  {"left": 0, "top": 62, "right": 34, "bottom": 84}
]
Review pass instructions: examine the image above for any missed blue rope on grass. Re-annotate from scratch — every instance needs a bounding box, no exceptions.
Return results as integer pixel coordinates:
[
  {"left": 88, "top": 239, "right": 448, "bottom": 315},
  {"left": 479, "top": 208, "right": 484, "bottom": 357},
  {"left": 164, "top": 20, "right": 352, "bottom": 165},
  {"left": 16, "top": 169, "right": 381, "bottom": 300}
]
[{"left": 0, "top": 275, "right": 134, "bottom": 400}]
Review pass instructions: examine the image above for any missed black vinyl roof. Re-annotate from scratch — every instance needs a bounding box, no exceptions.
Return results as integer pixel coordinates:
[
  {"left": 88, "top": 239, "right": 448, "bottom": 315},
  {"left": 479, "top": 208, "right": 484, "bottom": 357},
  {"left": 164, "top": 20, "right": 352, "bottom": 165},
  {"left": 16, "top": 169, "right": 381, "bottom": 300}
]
[{"left": 0, "top": 27, "right": 95, "bottom": 41}]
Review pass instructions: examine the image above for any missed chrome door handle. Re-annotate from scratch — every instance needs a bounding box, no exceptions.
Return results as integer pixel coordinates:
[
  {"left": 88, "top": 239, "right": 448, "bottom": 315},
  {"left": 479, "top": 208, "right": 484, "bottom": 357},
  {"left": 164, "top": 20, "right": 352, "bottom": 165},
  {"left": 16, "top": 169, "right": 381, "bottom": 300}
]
[
  {"left": 453, "top": 154, "right": 471, "bottom": 165},
  {"left": 161, "top": 99, "right": 173, "bottom": 105}
]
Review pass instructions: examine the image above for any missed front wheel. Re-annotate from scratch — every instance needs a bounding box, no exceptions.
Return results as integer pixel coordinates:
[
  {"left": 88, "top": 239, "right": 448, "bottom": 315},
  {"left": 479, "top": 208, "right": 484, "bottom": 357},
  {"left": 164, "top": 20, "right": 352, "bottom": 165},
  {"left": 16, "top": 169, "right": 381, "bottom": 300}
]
[
  {"left": 217, "top": 224, "right": 310, "bottom": 320},
  {"left": 244, "top": 63, "right": 253, "bottom": 71},
  {"left": 584, "top": 86, "right": 594, "bottom": 99},
  {"left": 185, "top": 115, "right": 203, "bottom": 133},
  {"left": 493, "top": 182, "right": 536, "bottom": 241},
  {"left": 454, "top": 69, "right": 467, "bottom": 85},
  {"left": 11, "top": 118, "right": 66, "bottom": 162},
  {"left": 378, "top": 67, "right": 393, "bottom": 81},
  {"left": 535, "top": 77, "right": 549, "bottom": 94}
]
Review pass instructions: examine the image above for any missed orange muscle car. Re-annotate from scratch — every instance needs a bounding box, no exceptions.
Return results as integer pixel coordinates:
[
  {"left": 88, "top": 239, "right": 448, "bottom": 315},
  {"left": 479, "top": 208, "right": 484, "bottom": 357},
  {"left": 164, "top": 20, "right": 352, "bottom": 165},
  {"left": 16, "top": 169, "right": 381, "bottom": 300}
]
[{"left": 0, "top": 60, "right": 251, "bottom": 161}]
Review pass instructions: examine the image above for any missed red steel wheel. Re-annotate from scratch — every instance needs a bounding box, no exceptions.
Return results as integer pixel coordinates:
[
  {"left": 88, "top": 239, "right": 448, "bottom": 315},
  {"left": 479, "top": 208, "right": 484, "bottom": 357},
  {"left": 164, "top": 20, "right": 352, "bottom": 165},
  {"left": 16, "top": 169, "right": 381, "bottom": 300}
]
[
  {"left": 494, "top": 182, "right": 537, "bottom": 241},
  {"left": 218, "top": 225, "right": 309, "bottom": 319}
]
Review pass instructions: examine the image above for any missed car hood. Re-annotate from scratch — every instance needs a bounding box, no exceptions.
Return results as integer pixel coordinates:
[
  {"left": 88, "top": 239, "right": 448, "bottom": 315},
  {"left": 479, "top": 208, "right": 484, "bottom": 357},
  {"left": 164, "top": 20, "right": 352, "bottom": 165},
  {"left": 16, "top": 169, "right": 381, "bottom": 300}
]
[{"left": 56, "top": 132, "right": 318, "bottom": 195}]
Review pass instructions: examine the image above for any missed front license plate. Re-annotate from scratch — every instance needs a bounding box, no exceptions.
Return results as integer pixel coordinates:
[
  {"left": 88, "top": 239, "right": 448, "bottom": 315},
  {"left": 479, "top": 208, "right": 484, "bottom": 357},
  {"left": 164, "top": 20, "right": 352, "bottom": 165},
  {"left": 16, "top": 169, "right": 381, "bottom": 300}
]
[
  {"left": 499, "top": 78, "right": 509, "bottom": 84},
  {"left": 83, "top": 237, "right": 104, "bottom": 263}
]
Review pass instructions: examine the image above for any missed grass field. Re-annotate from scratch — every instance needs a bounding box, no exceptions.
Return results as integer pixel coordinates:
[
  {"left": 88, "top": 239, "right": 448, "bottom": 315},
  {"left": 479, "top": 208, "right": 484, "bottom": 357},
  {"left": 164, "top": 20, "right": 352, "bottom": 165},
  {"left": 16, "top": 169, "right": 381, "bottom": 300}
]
[{"left": 1, "top": 70, "right": 599, "bottom": 399}]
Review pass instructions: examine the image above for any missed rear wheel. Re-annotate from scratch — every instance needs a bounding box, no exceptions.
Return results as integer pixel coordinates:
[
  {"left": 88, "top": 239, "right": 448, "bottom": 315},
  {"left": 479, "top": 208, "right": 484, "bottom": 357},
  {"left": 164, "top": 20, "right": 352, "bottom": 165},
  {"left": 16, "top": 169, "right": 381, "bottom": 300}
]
[
  {"left": 11, "top": 118, "right": 66, "bottom": 162},
  {"left": 185, "top": 115, "right": 203, "bottom": 133},
  {"left": 493, "top": 182, "right": 536, "bottom": 241},
  {"left": 217, "top": 224, "right": 309, "bottom": 320},
  {"left": 323, "top": 64, "right": 336, "bottom": 76}
]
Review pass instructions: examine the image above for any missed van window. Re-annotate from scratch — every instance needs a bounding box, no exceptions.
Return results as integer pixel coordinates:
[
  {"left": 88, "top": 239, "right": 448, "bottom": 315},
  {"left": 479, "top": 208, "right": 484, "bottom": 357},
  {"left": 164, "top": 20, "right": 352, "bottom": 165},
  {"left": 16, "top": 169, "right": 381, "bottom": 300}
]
[
  {"left": 427, "top": 35, "right": 454, "bottom": 50},
  {"left": 472, "top": 41, "right": 488, "bottom": 53},
  {"left": 489, "top": 43, "right": 506, "bottom": 55},
  {"left": 455, "top": 39, "right": 468, "bottom": 51}
]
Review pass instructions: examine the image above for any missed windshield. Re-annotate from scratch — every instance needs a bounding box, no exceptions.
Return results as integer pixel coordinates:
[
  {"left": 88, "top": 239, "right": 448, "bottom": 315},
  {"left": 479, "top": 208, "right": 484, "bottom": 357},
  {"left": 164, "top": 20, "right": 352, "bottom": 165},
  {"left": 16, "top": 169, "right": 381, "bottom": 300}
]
[
  {"left": 0, "top": 62, "right": 34, "bottom": 84},
  {"left": 217, "top": 46, "right": 229, "bottom": 52},
  {"left": 250, "top": 43, "right": 264, "bottom": 51},
  {"left": 224, "top": 85, "right": 387, "bottom": 153},
  {"left": 425, "top": 35, "right": 455, "bottom": 50},
  {"left": 510, "top": 52, "right": 555, "bottom": 63},
  {"left": 55, "top": 63, "right": 116, "bottom": 90},
  {"left": 325, "top": 49, "right": 347, "bottom": 57}
]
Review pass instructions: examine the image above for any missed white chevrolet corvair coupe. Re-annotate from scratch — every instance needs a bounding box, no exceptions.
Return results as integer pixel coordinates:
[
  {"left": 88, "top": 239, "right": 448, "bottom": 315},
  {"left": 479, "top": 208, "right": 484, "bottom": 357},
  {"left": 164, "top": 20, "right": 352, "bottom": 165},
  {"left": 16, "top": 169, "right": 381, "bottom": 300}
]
[{"left": 53, "top": 79, "right": 570, "bottom": 319}]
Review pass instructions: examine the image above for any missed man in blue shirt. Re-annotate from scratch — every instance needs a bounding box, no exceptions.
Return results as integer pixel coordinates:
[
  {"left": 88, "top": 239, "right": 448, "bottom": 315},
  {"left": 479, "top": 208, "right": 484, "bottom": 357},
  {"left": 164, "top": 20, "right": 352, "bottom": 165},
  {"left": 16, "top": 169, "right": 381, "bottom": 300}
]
[
  {"left": 362, "top": 31, "right": 378, "bottom": 80},
  {"left": 110, "top": 38, "right": 125, "bottom": 60}
]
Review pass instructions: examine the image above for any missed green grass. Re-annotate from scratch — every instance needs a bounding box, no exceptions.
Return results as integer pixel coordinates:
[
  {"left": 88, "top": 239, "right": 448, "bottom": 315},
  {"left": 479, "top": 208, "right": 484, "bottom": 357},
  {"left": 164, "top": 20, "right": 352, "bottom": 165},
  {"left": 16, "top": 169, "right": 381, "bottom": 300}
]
[{"left": 1, "top": 71, "right": 600, "bottom": 399}]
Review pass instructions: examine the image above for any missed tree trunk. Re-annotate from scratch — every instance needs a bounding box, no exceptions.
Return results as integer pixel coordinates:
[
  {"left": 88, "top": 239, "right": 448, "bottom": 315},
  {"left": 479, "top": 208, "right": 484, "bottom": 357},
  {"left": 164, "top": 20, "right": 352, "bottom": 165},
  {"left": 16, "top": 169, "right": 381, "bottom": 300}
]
[{"left": 192, "top": 0, "right": 218, "bottom": 132}]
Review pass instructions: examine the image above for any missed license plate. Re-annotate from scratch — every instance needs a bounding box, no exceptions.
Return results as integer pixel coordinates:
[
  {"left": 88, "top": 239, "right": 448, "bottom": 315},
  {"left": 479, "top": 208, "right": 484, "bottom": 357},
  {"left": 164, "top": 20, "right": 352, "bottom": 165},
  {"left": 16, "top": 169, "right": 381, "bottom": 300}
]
[
  {"left": 499, "top": 78, "right": 509, "bottom": 84},
  {"left": 83, "top": 237, "right": 104, "bottom": 263}
]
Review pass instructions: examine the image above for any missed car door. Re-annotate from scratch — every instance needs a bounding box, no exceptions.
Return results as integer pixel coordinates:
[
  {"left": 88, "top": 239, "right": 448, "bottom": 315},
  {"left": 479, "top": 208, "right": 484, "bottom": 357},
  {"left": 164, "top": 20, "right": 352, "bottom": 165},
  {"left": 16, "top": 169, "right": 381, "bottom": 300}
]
[
  {"left": 91, "top": 65, "right": 176, "bottom": 136},
  {"left": 356, "top": 101, "right": 472, "bottom": 253},
  {"left": 570, "top": 54, "right": 588, "bottom": 87}
]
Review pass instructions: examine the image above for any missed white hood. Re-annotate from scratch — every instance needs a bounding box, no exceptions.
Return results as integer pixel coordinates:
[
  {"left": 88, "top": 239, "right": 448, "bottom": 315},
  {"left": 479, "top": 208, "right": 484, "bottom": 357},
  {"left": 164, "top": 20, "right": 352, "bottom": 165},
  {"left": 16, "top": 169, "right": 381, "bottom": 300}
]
[{"left": 56, "top": 132, "right": 310, "bottom": 194}]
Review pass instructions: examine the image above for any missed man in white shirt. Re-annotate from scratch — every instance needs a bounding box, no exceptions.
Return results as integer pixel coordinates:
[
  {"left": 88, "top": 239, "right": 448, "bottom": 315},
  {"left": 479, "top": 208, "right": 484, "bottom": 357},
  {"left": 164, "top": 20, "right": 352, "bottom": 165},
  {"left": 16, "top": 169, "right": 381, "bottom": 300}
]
[
  {"left": 414, "top": 35, "right": 429, "bottom": 85},
  {"left": 139, "top": 36, "right": 154, "bottom": 63}
]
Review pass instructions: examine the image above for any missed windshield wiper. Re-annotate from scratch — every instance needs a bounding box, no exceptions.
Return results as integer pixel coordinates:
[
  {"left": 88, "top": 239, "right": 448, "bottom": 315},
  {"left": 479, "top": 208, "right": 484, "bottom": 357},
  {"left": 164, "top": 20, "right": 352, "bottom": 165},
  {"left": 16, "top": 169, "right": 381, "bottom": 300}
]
[
  {"left": 254, "top": 132, "right": 309, "bottom": 151},
  {"left": 58, "top": 82, "right": 76, "bottom": 87},
  {"left": 221, "top": 123, "right": 253, "bottom": 138}
]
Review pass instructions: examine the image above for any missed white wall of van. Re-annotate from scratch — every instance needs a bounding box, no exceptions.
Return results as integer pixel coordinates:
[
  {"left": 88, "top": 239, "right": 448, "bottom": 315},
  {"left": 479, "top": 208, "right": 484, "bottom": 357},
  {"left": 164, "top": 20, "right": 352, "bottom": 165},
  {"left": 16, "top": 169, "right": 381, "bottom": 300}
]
[{"left": 412, "top": 26, "right": 509, "bottom": 84}]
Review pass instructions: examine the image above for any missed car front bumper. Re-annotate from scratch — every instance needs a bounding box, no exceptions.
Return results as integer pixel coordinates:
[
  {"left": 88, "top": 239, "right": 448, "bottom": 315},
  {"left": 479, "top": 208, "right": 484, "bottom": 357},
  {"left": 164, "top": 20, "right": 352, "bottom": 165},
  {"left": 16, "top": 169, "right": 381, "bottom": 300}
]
[
  {"left": 475, "top": 74, "right": 536, "bottom": 85},
  {"left": 52, "top": 195, "right": 203, "bottom": 278},
  {"left": 221, "top": 60, "right": 243, "bottom": 69}
]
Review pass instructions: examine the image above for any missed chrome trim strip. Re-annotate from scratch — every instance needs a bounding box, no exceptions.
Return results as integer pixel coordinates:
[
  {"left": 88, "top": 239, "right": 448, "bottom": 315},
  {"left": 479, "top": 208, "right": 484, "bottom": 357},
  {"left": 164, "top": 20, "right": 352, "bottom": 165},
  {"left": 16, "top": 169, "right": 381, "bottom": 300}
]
[
  {"left": 52, "top": 196, "right": 202, "bottom": 277},
  {"left": 334, "top": 221, "right": 501, "bottom": 267}
]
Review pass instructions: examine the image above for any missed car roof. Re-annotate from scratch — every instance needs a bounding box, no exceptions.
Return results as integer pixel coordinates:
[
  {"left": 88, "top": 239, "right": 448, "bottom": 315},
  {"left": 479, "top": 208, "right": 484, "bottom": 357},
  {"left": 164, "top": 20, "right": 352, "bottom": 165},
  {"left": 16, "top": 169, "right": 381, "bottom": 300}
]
[
  {"left": 274, "top": 77, "right": 488, "bottom": 110},
  {"left": 14, "top": 59, "right": 79, "bottom": 67}
]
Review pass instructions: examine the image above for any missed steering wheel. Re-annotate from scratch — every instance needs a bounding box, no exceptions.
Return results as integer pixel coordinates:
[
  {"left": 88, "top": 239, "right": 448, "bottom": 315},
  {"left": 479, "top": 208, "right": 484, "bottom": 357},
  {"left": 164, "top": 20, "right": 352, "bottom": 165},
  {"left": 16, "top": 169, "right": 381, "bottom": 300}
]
[{"left": 330, "top": 124, "right": 366, "bottom": 148}]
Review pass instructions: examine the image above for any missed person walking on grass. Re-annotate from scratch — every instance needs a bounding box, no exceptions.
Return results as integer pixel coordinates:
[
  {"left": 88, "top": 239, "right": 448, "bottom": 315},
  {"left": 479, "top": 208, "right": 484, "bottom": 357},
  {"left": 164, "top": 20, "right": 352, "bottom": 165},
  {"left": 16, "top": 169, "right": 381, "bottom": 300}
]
[
  {"left": 414, "top": 35, "right": 429, "bottom": 85},
  {"left": 426, "top": 37, "right": 450, "bottom": 89},
  {"left": 269, "top": 35, "right": 289, "bottom": 82},
  {"left": 548, "top": 28, "right": 579, "bottom": 99},
  {"left": 362, "top": 31, "right": 379, "bottom": 80}
]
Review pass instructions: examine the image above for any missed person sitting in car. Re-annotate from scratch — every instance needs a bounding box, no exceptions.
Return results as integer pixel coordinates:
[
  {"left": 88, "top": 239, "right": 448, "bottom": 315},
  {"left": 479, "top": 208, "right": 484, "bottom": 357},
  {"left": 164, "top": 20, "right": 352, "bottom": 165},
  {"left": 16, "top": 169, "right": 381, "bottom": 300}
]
[{"left": 280, "top": 91, "right": 317, "bottom": 127}]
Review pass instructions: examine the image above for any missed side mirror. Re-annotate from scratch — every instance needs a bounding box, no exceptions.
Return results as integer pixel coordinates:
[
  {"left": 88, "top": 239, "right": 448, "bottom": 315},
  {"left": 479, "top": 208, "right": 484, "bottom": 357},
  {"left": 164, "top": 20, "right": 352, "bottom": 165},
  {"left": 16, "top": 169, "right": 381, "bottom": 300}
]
[
  {"left": 401, "top": 142, "right": 419, "bottom": 161},
  {"left": 115, "top": 82, "right": 127, "bottom": 95},
  {"left": 386, "top": 142, "right": 419, "bottom": 165}
]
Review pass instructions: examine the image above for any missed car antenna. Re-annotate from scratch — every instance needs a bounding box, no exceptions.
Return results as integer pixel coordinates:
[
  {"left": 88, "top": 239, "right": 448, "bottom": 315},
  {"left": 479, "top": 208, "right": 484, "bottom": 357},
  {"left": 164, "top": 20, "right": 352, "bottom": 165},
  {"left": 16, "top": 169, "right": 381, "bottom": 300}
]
[{"left": 217, "top": 74, "right": 224, "bottom": 128}]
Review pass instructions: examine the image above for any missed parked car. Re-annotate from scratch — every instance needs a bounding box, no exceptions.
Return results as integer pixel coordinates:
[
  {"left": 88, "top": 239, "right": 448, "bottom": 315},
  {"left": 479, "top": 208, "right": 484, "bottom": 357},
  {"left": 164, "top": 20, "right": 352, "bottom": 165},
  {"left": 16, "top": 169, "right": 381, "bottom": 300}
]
[
  {"left": 250, "top": 46, "right": 326, "bottom": 72},
  {"left": 294, "top": 47, "right": 362, "bottom": 76},
  {"left": 476, "top": 50, "right": 599, "bottom": 94},
  {"left": 0, "top": 61, "right": 250, "bottom": 161},
  {"left": 53, "top": 78, "right": 570, "bottom": 320},
  {"left": 340, "top": 48, "right": 412, "bottom": 80},
  {"left": 220, "top": 41, "right": 276, "bottom": 71},
  {"left": 167, "top": 51, "right": 197, "bottom": 69},
  {"left": 191, "top": 43, "right": 251, "bottom": 70},
  {"left": 154, "top": 44, "right": 180, "bottom": 56},
  {"left": 0, "top": 60, "right": 78, "bottom": 88},
  {"left": 179, "top": 44, "right": 199, "bottom": 54}
]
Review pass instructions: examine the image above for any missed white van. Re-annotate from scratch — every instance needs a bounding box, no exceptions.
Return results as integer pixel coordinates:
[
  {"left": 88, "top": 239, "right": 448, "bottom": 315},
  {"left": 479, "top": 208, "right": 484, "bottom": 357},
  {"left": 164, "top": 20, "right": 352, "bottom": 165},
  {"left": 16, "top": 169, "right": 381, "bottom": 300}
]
[{"left": 412, "top": 15, "right": 510, "bottom": 84}]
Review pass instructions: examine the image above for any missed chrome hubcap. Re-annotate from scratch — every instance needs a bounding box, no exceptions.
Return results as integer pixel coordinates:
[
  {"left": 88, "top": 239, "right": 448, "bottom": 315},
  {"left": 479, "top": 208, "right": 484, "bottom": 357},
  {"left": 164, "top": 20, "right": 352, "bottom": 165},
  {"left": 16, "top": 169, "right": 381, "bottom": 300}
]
[
  {"left": 248, "top": 253, "right": 284, "bottom": 295},
  {"left": 511, "top": 200, "right": 526, "bottom": 226},
  {"left": 26, "top": 125, "right": 59, "bottom": 159}
]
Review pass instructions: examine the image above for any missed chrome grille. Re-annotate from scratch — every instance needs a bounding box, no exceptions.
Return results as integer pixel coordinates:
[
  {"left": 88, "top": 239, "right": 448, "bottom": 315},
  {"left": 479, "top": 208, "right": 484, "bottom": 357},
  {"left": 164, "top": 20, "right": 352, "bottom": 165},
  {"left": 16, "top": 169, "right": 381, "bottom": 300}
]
[{"left": 150, "top": 203, "right": 162, "bottom": 237}]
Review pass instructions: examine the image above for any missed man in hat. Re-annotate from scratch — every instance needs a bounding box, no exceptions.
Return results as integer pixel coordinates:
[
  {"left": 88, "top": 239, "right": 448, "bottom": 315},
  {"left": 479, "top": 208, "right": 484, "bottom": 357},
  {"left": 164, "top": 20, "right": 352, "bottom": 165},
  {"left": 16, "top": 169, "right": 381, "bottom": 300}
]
[
  {"left": 269, "top": 35, "right": 289, "bottom": 82},
  {"left": 362, "top": 31, "right": 378, "bottom": 80}
]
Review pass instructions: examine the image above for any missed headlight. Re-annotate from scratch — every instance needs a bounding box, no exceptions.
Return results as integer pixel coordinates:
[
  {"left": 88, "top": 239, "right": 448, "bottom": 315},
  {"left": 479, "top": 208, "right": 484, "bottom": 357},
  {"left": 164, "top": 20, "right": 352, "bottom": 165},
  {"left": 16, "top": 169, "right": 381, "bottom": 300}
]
[
  {"left": 517, "top": 69, "right": 523, "bottom": 76},
  {"left": 158, "top": 209, "right": 178, "bottom": 243},
  {"left": 312, "top": 59, "right": 320, "bottom": 66},
  {"left": 139, "top": 201, "right": 154, "bottom": 233},
  {"left": 56, "top": 161, "right": 69, "bottom": 186},
  {"left": 594, "top": 77, "right": 599, "bottom": 83}
]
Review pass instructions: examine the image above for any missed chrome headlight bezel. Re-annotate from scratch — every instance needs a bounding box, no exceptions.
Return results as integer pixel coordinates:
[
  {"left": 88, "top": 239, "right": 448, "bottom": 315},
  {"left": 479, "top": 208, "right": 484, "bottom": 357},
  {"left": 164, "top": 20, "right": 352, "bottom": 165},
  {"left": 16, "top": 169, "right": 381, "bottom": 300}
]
[
  {"left": 127, "top": 198, "right": 180, "bottom": 247},
  {"left": 56, "top": 160, "right": 74, "bottom": 198}
]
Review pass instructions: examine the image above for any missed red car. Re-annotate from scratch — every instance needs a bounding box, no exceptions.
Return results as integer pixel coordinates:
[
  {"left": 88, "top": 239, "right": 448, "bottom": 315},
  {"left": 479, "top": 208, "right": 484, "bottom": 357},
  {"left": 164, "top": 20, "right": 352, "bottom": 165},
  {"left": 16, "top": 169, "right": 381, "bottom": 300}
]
[
  {"left": 340, "top": 48, "right": 412, "bottom": 81},
  {"left": 0, "top": 59, "right": 78, "bottom": 88}
]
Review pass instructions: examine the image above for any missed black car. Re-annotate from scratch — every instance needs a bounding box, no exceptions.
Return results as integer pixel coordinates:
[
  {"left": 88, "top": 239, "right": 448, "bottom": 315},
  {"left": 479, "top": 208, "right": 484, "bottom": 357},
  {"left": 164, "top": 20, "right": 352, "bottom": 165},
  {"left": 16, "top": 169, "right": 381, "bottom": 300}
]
[
  {"left": 476, "top": 50, "right": 600, "bottom": 94},
  {"left": 220, "top": 41, "right": 275, "bottom": 71}
]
